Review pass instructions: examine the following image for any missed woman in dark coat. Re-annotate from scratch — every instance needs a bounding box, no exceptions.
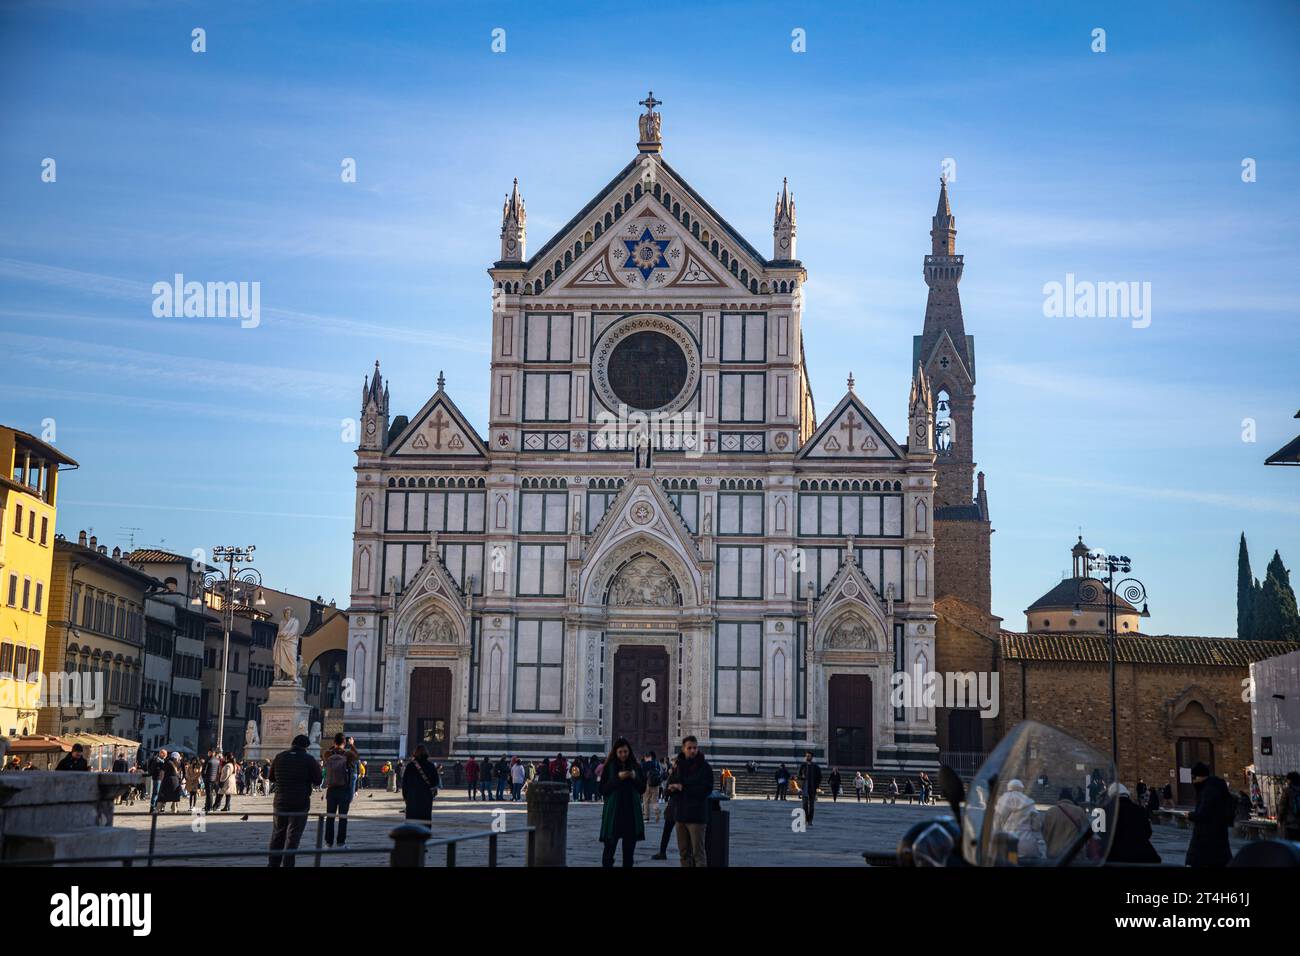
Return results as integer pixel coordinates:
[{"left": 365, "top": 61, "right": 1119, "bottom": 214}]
[
  {"left": 598, "top": 737, "right": 646, "bottom": 868},
  {"left": 402, "top": 745, "right": 440, "bottom": 823},
  {"left": 157, "top": 754, "right": 183, "bottom": 811}
]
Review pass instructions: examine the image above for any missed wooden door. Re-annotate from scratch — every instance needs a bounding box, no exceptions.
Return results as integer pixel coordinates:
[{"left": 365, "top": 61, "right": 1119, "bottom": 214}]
[
  {"left": 827, "top": 674, "right": 871, "bottom": 769},
  {"left": 1175, "top": 737, "right": 1214, "bottom": 806},
  {"left": 407, "top": 667, "right": 452, "bottom": 758},
  {"left": 611, "top": 645, "right": 670, "bottom": 760}
]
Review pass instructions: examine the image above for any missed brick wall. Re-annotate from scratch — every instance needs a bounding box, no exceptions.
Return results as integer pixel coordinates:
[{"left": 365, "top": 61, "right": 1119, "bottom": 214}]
[
  {"left": 1000, "top": 658, "right": 1254, "bottom": 800},
  {"left": 934, "top": 517, "right": 991, "bottom": 614},
  {"left": 934, "top": 596, "right": 1002, "bottom": 754}
]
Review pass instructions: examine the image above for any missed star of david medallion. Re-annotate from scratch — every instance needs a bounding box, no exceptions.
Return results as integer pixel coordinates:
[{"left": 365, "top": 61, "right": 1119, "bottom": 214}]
[{"left": 623, "top": 227, "right": 671, "bottom": 280}]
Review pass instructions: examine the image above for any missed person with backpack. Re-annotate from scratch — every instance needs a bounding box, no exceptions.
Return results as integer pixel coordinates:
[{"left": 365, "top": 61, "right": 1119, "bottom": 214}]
[
  {"left": 641, "top": 751, "right": 662, "bottom": 824},
  {"left": 1277, "top": 771, "right": 1300, "bottom": 841},
  {"left": 322, "top": 733, "right": 358, "bottom": 848},
  {"left": 402, "top": 745, "right": 440, "bottom": 823}
]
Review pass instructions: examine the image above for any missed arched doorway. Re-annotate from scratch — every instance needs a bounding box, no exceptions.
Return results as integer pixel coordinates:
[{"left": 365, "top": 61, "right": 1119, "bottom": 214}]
[
  {"left": 408, "top": 667, "right": 452, "bottom": 758},
  {"left": 1173, "top": 698, "right": 1217, "bottom": 805},
  {"left": 827, "top": 674, "right": 871, "bottom": 769},
  {"left": 604, "top": 553, "right": 679, "bottom": 759}
]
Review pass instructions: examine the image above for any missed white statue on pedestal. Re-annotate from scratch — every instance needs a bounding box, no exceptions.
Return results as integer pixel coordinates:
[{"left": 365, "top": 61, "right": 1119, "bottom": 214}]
[
  {"left": 273, "top": 607, "right": 302, "bottom": 683},
  {"left": 244, "top": 720, "right": 260, "bottom": 749}
]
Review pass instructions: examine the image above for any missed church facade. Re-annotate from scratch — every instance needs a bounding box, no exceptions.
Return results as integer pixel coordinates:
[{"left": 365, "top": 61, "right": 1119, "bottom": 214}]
[{"left": 343, "top": 99, "right": 988, "bottom": 770}]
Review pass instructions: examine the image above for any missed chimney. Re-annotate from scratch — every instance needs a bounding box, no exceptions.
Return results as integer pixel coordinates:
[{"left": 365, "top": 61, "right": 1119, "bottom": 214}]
[
  {"left": 111, "top": 546, "right": 121, "bottom": 559},
  {"left": 98, "top": 545, "right": 107, "bottom": 555},
  {"left": 78, "top": 530, "right": 87, "bottom": 547},
  {"left": 88, "top": 534, "right": 97, "bottom": 550}
]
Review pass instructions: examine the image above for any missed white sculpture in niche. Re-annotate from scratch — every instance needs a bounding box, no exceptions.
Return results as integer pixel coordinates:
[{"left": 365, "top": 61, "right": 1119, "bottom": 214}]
[
  {"left": 827, "top": 618, "right": 870, "bottom": 649},
  {"left": 412, "top": 608, "right": 457, "bottom": 644},
  {"left": 608, "top": 555, "right": 680, "bottom": 607}
]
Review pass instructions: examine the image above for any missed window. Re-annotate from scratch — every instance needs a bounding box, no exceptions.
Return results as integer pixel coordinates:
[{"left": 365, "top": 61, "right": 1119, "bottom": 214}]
[
  {"left": 467, "top": 618, "right": 480, "bottom": 712},
  {"left": 715, "top": 622, "right": 762, "bottom": 716},
  {"left": 586, "top": 489, "right": 620, "bottom": 532},
  {"left": 794, "top": 546, "right": 904, "bottom": 601},
  {"left": 720, "top": 313, "right": 766, "bottom": 362},
  {"left": 718, "top": 492, "right": 763, "bottom": 535},
  {"left": 384, "top": 490, "right": 486, "bottom": 534},
  {"left": 795, "top": 622, "right": 807, "bottom": 719},
  {"left": 21, "top": 577, "right": 31, "bottom": 611},
  {"left": 798, "top": 492, "right": 902, "bottom": 537},
  {"left": 27, "top": 509, "right": 35, "bottom": 539},
  {"left": 39, "top": 515, "right": 48, "bottom": 545},
  {"left": 513, "top": 619, "right": 563, "bottom": 713},
  {"left": 12, "top": 504, "right": 21, "bottom": 535},
  {"left": 663, "top": 490, "right": 699, "bottom": 533},
  {"left": 0, "top": 641, "right": 13, "bottom": 675},
  {"left": 82, "top": 589, "right": 94, "bottom": 628},
  {"left": 719, "top": 372, "right": 765, "bottom": 423},
  {"left": 5, "top": 574, "right": 16, "bottom": 607},
  {"left": 716, "top": 545, "right": 763, "bottom": 599},
  {"left": 13, "top": 645, "right": 27, "bottom": 682},
  {"left": 517, "top": 544, "right": 566, "bottom": 596},
  {"left": 524, "top": 313, "right": 573, "bottom": 362},
  {"left": 519, "top": 491, "right": 568, "bottom": 534},
  {"left": 27, "top": 649, "right": 39, "bottom": 680},
  {"left": 34, "top": 581, "right": 43, "bottom": 615},
  {"left": 522, "top": 372, "right": 571, "bottom": 422},
  {"left": 439, "top": 543, "right": 484, "bottom": 594}
]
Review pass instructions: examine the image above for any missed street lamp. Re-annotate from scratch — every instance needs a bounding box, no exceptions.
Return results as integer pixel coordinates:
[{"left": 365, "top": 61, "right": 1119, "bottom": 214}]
[
  {"left": 1074, "top": 552, "right": 1149, "bottom": 766},
  {"left": 191, "top": 545, "right": 264, "bottom": 754}
]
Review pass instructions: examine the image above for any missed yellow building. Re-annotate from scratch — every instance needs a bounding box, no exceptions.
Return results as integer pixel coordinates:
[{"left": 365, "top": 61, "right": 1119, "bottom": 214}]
[{"left": 0, "top": 426, "right": 77, "bottom": 738}]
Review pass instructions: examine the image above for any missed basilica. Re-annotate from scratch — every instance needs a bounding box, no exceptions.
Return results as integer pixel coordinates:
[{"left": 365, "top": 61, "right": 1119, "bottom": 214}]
[{"left": 342, "top": 96, "right": 990, "bottom": 771}]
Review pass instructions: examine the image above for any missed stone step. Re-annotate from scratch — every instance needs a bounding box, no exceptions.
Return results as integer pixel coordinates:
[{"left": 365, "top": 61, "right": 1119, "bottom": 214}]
[{"left": 2, "top": 826, "right": 137, "bottom": 865}]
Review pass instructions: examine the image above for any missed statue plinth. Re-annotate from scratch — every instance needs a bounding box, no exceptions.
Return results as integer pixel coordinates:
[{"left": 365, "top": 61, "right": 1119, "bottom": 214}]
[{"left": 247, "top": 681, "right": 316, "bottom": 761}]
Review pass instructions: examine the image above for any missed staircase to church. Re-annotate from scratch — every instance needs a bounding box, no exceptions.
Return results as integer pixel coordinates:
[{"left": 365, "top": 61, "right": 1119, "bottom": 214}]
[{"left": 718, "top": 768, "right": 945, "bottom": 803}]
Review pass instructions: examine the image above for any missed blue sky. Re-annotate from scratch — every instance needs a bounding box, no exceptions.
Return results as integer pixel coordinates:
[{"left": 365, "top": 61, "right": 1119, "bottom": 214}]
[{"left": 1, "top": 0, "right": 1297, "bottom": 634}]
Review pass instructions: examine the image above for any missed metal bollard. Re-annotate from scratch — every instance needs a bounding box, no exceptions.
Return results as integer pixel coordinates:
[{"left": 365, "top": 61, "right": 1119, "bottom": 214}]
[
  {"left": 705, "top": 790, "right": 731, "bottom": 868},
  {"left": 389, "top": 822, "right": 431, "bottom": 867}
]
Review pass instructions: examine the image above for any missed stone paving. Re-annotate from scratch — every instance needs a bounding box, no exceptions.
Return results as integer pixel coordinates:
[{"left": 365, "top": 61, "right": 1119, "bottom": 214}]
[{"left": 109, "top": 788, "right": 1241, "bottom": 867}]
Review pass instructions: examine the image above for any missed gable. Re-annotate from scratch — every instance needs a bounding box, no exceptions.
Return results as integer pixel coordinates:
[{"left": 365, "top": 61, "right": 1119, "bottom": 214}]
[
  {"left": 524, "top": 155, "right": 770, "bottom": 297},
  {"left": 916, "top": 329, "right": 974, "bottom": 387},
  {"left": 797, "top": 392, "right": 903, "bottom": 461},
  {"left": 388, "top": 391, "right": 487, "bottom": 458}
]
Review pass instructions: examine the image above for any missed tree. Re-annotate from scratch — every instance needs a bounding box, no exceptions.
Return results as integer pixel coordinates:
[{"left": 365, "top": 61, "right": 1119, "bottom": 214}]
[
  {"left": 1237, "top": 533, "right": 1256, "bottom": 639},
  {"left": 1255, "top": 550, "right": 1300, "bottom": 643}
]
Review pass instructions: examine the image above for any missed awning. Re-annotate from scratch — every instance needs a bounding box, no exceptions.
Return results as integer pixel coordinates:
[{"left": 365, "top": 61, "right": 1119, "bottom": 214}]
[{"left": 6, "top": 734, "right": 73, "bottom": 755}]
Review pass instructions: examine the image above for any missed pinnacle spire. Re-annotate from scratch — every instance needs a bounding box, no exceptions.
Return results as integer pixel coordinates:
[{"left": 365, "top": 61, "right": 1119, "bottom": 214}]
[
  {"left": 931, "top": 176, "right": 956, "bottom": 255},
  {"left": 499, "top": 178, "right": 526, "bottom": 261},
  {"left": 773, "top": 176, "right": 797, "bottom": 259}
]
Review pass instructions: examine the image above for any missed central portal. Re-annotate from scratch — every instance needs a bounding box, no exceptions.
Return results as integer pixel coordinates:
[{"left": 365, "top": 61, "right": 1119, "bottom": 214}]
[{"left": 611, "top": 644, "right": 670, "bottom": 760}]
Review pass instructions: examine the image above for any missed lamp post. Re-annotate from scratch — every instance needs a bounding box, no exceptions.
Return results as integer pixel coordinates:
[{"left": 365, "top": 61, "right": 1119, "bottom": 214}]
[
  {"left": 192, "top": 546, "right": 264, "bottom": 754},
  {"left": 1074, "top": 553, "right": 1149, "bottom": 766}
]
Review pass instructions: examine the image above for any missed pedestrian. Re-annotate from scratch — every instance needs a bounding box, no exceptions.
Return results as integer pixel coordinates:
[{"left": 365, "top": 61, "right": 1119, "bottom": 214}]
[
  {"left": 854, "top": 771, "right": 866, "bottom": 802},
  {"left": 665, "top": 735, "right": 712, "bottom": 867},
  {"left": 774, "top": 763, "right": 789, "bottom": 801},
  {"left": 322, "top": 732, "right": 358, "bottom": 848},
  {"left": 584, "top": 754, "right": 598, "bottom": 801},
  {"left": 158, "top": 753, "right": 183, "bottom": 812},
  {"left": 798, "top": 751, "right": 822, "bottom": 826},
  {"left": 465, "top": 755, "right": 479, "bottom": 799},
  {"left": 402, "top": 745, "right": 440, "bottom": 823},
  {"left": 598, "top": 737, "right": 646, "bottom": 868},
  {"left": 828, "top": 766, "right": 842, "bottom": 802},
  {"left": 185, "top": 758, "right": 203, "bottom": 810},
  {"left": 203, "top": 750, "right": 221, "bottom": 812},
  {"left": 510, "top": 757, "right": 525, "bottom": 801},
  {"left": 1107, "top": 783, "right": 1161, "bottom": 864},
  {"left": 640, "top": 750, "right": 662, "bottom": 824},
  {"left": 55, "top": 744, "right": 90, "bottom": 771},
  {"left": 146, "top": 749, "right": 168, "bottom": 810},
  {"left": 218, "top": 752, "right": 236, "bottom": 811},
  {"left": 479, "top": 756, "right": 494, "bottom": 801},
  {"left": 650, "top": 755, "right": 679, "bottom": 861},
  {"left": 888, "top": 777, "right": 899, "bottom": 804},
  {"left": 903, "top": 778, "right": 916, "bottom": 805},
  {"left": 1185, "top": 762, "right": 1234, "bottom": 867},
  {"left": 267, "top": 735, "right": 321, "bottom": 868},
  {"left": 570, "top": 755, "right": 585, "bottom": 801},
  {"left": 550, "top": 752, "right": 567, "bottom": 784},
  {"left": 1278, "top": 771, "right": 1300, "bottom": 841},
  {"left": 495, "top": 755, "right": 509, "bottom": 801}
]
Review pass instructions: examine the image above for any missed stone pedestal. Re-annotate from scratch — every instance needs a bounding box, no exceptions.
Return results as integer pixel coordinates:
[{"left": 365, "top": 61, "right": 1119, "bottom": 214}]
[
  {"left": 0, "top": 771, "right": 140, "bottom": 864},
  {"left": 525, "top": 782, "right": 569, "bottom": 867},
  {"left": 248, "top": 681, "right": 316, "bottom": 761}
]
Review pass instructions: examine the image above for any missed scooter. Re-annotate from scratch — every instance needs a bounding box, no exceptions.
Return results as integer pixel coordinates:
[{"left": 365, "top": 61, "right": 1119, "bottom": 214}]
[{"left": 893, "top": 719, "right": 1300, "bottom": 867}]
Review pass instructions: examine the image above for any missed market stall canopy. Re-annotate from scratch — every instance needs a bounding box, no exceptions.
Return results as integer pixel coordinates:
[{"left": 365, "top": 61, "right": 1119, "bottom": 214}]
[{"left": 6, "top": 734, "right": 73, "bottom": 754}]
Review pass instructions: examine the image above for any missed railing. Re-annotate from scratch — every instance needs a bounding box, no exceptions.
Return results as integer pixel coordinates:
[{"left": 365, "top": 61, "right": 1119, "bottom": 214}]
[
  {"left": 938, "top": 751, "right": 988, "bottom": 777},
  {"left": 2, "top": 809, "right": 535, "bottom": 868}
]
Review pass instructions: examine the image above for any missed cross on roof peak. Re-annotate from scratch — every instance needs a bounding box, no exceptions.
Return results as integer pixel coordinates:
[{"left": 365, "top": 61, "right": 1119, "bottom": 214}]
[{"left": 639, "top": 91, "right": 661, "bottom": 112}]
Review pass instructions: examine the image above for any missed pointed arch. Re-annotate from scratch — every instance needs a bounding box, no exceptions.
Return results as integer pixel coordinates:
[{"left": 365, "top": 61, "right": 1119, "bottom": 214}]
[
  {"left": 772, "top": 646, "right": 788, "bottom": 718},
  {"left": 915, "top": 498, "right": 927, "bottom": 533},
  {"left": 915, "top": 552, "right": 928, "bottom": 597}
]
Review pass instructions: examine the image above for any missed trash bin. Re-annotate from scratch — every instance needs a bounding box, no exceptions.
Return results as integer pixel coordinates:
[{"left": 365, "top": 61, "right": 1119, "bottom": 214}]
[{"left": 705, "top": 790, "right": 731, "bottom": 868}]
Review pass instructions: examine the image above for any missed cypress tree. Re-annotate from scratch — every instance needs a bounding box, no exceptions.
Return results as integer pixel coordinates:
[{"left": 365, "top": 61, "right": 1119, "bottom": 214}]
[
  {"left": 1237, "top": 533, "right": 1255, "bottom": 639},
  {"left": 1256, "top": 550, "right": 1300, "bottom": 642}
]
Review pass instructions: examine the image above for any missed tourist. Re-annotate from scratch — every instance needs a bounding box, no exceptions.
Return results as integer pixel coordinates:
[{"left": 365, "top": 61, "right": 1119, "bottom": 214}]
[
  {"left": 591, "top": 753, "right": 604, "bottom": 802},
  {"left": 650, "top": 755, "right": 679, "bottom": 860},
  {"left": 322, "top": 732, "right": 358, "bottom": 848},
  {"left": 798, "top": 751, "right": 822, "bottom": 826},
  {"left": 357, "top": 758, "right": 368, "bottom": 790},
  {"left": 1042, "top": 788, "right": 1090, "bottom": 859},
  {"left": 203, "top": 750, "right": 221, "bottom": 812},
  {"left": 666, "top": 735, "right": 712, "bottom": 867},
  {"left": 146, "top": 749, "right": 168, "bottom": 810},
  {"left": 402, "top": 745, "right": 440, "bottom": 824},
  {"left": 854, "top": 771, "right": 866, "bottom": 802},
  {"left": 774, "top": 763, "right": 789, "bottom": 800},
  {"left": 584, "top": 754, "right": 599, "bottom": 801},
  {"left": 510, "top": 757, "right": 525, "bottom": 800},
  {"left": 918, "top": 771, "right": 932, "bottom": 805},
  {"left": 863, "top": 771, "right": 875, "bottom": 802},
  {"left": 185, "top": 758, "right": 203, "bottom": 810},
  {"left": 570, "top": 755, "right": 585, "bottom": 801},
  {"left": 641, "top": 750, "right": 662, "bottom": 824},
  {"left": 828, "top": 766, "right": 842, "bottom": 802},
  {"left": 495, "top": 755, "right": 509, "bottom": 801},
  {"left": 1145, "top": 781, "right": 1161, "bottom": 820},
  {"left": 55, "top": 744, "right": 90, "bottom": 771},
  {"left": 550, "top": 752, "right": 567, "bottom": 783},
  {"left": 268, "top": 734, "right": 321, "bottom": 868},
  {"left": 159, "top": 754, "right": 183, "bottom": 812},
  {"left": 1185, "top": 762, "right": 1235, "bottom": 867},
  {"left": 888, "top": 778, "right": 899, "bottom": 804},
  {"left": 1279, "top": 771, "right": 1300, "bottom": 841},
  {"left": 218, "top": 752, "right": 236, "bottom": 811},
  {"left": 479, "top": 755, "right": 494, "bottom": 800},
  {"left": 1107, "top": 783, "right": 1161, "bottom": 864},
  {"left": 246, "top": 760, "right": 261, "bottom": 797},
  {"left": 598, "top": 737, "right": 646, "bottom": 868},
  {"left": 903, "top": 778, "right": 915, "bottom": 805},
  {"left": 465, "top": 755, "right": 480, "bottom": 799},
  {"left": 345, "top": 737, "right": 361, "bottom": 796}
]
